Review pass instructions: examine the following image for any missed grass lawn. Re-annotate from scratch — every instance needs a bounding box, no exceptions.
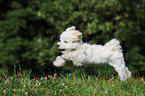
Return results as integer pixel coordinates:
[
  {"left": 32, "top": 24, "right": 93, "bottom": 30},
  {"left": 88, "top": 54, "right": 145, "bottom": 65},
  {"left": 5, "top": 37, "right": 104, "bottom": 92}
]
[{"left": 0, "top": 71, "right": 145, "bottom": 96}]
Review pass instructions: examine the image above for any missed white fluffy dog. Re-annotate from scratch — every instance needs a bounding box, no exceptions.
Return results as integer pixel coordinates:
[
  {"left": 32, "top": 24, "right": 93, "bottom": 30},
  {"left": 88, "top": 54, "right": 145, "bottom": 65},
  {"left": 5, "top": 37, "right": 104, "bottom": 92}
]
[{"left": 53, "top": 26, "right": 131, "bottom": 81}]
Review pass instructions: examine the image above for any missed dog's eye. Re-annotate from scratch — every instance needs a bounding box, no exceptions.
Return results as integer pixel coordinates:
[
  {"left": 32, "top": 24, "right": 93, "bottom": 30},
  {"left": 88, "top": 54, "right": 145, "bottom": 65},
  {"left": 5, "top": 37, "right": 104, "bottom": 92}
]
[
  {"left": 64, "top": 41, "right": 68, "bottom": 43},
  {"left": 72, "top": 41, "right": 75, "bottom": 43},
  {"left": 71, "top": 49, "right": 76, "bottom": 51}
]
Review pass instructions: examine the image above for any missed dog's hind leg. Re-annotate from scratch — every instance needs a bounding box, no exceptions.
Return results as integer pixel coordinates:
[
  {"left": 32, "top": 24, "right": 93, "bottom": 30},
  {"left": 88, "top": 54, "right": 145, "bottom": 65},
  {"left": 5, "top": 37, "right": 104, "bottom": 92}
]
[{"left": 109, "top": 57, "right": 131, "bottom": 81}]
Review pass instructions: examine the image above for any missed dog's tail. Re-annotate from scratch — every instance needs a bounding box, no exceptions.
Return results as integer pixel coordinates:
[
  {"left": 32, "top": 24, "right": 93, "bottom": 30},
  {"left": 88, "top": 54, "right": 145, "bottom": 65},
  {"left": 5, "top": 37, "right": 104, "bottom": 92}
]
[{"left": 105, "top": 39, "right": 122, "bottom": 51}]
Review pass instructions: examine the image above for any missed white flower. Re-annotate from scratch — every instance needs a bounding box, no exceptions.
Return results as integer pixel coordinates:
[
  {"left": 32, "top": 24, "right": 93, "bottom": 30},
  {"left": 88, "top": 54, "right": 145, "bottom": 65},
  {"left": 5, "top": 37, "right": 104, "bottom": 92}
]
[
  {"left": 141, "top": 78, "right": 144, "bottom": 81},
  {"left": 25, "top": 92, "right": 28, "bottom": 95},
  {"left": 44, "top": 77, "right": 47, "bottom": 80},
  {"left": 48, "top": 75, "right": 51, "bottom": 78},
  {"left": 62, "top": 83, "right": 65, "bottom": 86},
  {"left": 69, "top": 73, "right": 71, "bottom": 76},
  {"left": 13, "top": 89, "right": 16, "bottom": 91},
  {"left": 54, "top": 73, "right": 57, "bottom": 78},
  {"left": 35, "top": 84, "right": 38, "bottom": 86},
  {"left": 59, "top": 89, "right": 62, "bottom": 92},
  {"left": 105, "top": 91, "right": 108, "bottom": 94},
  {"left": 3, "top": 89, "right": 6, "bottom": 93},
  {"left": 5, "top": 81, "right": 7, "bottom": 85}
]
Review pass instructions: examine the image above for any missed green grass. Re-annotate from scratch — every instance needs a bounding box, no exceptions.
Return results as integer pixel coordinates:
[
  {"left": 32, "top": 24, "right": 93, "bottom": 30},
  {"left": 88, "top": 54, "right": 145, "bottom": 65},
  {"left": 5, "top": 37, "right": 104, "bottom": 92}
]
[{"left": 0, "top": 71, "right": 145, "bottom": 96}]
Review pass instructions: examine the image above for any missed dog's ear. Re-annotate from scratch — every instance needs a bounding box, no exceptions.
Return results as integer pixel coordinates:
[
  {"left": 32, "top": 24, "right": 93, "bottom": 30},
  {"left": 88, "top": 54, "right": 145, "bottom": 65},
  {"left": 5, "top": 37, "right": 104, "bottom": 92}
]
[
  {"left": 72, "top": 31, "right": 82, "bottom": 40},
  {"left": 66, "top": 26, "right": 76, "bottom": 31}
]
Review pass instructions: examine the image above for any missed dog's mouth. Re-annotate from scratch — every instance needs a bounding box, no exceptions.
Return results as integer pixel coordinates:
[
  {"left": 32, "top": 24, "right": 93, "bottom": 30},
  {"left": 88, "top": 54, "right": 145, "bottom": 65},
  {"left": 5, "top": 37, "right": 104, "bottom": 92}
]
[
  {"left": 59, "top": 48, "right": 77, "bottom": 53},
  {"left": 60, "top": 49, "right": 65, "bottom": 51},
  {"left": 59, "top": 49, "right": 66, "bottom": 53}
]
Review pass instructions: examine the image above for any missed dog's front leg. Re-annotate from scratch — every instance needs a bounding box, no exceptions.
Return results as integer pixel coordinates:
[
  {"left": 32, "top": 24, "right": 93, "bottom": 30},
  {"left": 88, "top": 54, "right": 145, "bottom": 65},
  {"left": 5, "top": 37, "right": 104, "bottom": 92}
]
[{"left": 53, "top": 56, "right": 66, "bottom": 67}]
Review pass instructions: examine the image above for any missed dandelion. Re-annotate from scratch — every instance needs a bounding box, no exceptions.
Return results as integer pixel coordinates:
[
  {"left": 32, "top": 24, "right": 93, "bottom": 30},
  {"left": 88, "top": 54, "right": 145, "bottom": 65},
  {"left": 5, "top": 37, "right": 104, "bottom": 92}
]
[{"left": 112, "top": 85, "right": 115, "bottom": 87}]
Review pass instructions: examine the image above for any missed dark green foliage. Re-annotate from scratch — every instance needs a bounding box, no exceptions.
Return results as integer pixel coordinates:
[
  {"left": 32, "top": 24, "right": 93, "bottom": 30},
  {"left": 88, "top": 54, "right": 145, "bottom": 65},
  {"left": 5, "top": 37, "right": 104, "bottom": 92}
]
[{"left": 0, "top": 0, "right": 145, "bottom": 76}]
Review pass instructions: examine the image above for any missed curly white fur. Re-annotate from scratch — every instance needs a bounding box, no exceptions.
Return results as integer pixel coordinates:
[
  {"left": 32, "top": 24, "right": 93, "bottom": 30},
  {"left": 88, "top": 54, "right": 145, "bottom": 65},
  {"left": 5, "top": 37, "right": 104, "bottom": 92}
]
[{"left": 53, "top": 26, "right": 131, "bottom": 81}]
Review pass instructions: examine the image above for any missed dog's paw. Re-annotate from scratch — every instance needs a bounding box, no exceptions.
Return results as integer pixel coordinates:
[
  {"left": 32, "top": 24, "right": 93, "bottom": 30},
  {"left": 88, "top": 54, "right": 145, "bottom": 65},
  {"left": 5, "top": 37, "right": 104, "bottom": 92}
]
[
  {"left": 53, "top": 61, "right": 61, "bottom": 67},
  {"left": 53, "top": 56, "right": 66, "bottom": 67}
]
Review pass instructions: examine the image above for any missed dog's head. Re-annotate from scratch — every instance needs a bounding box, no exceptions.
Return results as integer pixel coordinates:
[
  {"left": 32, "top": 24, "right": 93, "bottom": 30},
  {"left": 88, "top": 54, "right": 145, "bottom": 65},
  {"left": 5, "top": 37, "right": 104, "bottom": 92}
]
[
  {"left": 60, "top": 26, "right": 82, "bottom": 42},
  {"left": 57, "top": 26, "right": 83, "bottom": 53}
]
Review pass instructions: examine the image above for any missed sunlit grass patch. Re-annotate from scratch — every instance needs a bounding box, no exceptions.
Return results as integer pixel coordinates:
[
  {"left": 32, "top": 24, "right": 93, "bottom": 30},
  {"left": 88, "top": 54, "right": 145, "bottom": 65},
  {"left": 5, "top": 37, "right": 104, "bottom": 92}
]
[{"left": 0, "top": 71, "right": 144, "bottom": 96}]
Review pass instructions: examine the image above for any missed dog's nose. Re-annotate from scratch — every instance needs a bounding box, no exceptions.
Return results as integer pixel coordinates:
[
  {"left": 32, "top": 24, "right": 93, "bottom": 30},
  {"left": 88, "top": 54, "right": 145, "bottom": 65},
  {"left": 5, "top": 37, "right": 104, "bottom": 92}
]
[
  {"left": 57, "top": 42, "right": 60, "bottom": 47},
  {"left": 57, "top": 44, "right": 59, "bottom": 47}
]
